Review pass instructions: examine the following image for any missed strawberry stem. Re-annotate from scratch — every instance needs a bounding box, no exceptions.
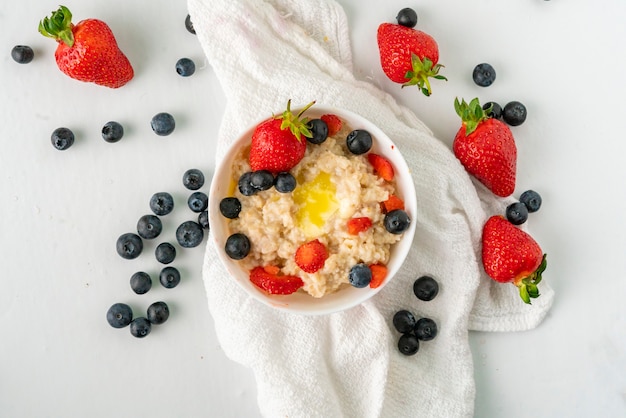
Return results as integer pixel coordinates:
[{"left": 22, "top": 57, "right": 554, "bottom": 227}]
[
  {"left": 454, "top": 97, "right": 490, "bottom": 136},
  {"left": 402, "top": 54, "right": 447, "bottom": 96},
  {"left": 275, "top": 99, "right": 314, "bottom": 142},
  {"left": 517, "top": 254, "right": 547, "bottom": 304},
  {"left": 38, "top": 5, "right": 75, "bottom": 47}
]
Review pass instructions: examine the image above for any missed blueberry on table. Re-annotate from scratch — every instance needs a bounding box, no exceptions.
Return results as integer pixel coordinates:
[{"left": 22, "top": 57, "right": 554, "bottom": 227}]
[
  {"left": 506, "top": 201, "right": 528, "bottom": 225},
  {"left": 414, "top": 318, "right": 438, "bottom": 341},
  {"left": 396, "top": 8, "right": 418, "bottom": 28},
  {"left": 106, "top": 303, "right": 133, "bottom": 328},
  {"left": 482, "top": 102, "right": 502, "bottom": 119},
  {"left": 116, "top": 233, "right": 143, "bottom": 259},
  {"left": 155, "top": 242, "right": 176, "bottom": 264},
  {"left": 225, "top": 233, "right": 250, "bottom": 260},
  {"left": 274, "top": 172, "right": 296, "bottom": 193},
  {"left": 198, "top": 211, "right": 210, "bottom": 229},
  {"left": 348, "top": 263, "right": 372, "bottom": 288},
  {"left": 520, "top": 190, "right": 542, "bottom": 213},
  {"left": 147, "top": 301, "right": 170, "bottom": 325},
  {"left": 176, "top": 58, "right": 196, "bottom": 77},
  {"left": 307, "top": 119, "right": 329, "bottom": 144},
  {"left": 151, "top": 112, "right": 176, "bottom": 136},
  {"left": 159, "top": 266, "right": 181, "bottom": 289},
  {"left": 185, "top": 14, "right": 196, "bottom": 34},
  {"left": 51, "top": 127, "right": 74, "bottom": 150},
  {"left": 398, "top": 333, "right": 419, "bottom": 356},
  {"left": 182, "top": 168, "right": 205, "bottom": 190},
  {"left": 502, "top": 101, "right": 527, "bottom": 126},
  {"left": 130, "top": 317, "right": 151, "bottom": 338},
  {"left": 187, "top": 191, "right": 209, "bottom": 213},
  {"left": 176, "top": 220, "right": 204, "bottom": 248},
  {"left": 472, "top": 63, "right": 496, "bottom": 87},
  {"left": 11, "top": 45, "right": 34, "bottom": 64},
  {"left": 413, "top": 276, "right": 439, "bottom": 301},
  {"left": 136, "top": 214, "right": 163, "bottom": 239},
  {"left": 384, "top": 209, "right": 411, "bottom": 234},
  {"left": 150, "top": 192, "right": 175, "bottom": 216},
  {"left": 101, "top": 121, "right": 124, "bottom": 143},
  {"left": 346, "top": 130, "right": 373, "bottom": 155},
  {"left": 392, "top": 310, "right": 416, "bottom": 333},
  {"left": 130, "top": 272, "right": 152, "bottom": 295},
  {"left": 219, "top": 197, "right": 242, "bottom": 219}
]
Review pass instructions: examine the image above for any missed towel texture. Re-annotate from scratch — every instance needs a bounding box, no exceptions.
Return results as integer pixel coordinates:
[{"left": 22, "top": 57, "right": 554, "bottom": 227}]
[{"left": 188, "top": 0, "right": 554, "bottom": 416}]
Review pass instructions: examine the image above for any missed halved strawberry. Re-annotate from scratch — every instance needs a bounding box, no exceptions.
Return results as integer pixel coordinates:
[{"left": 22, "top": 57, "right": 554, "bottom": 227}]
[
  {"left": 368, "top": 153, "right": 394, "bottom": 181},
  {"left": 249, "top": 266, "right": 303, "bottom": 295},
  {"left": 369, "top": 264, "right": 388, "bottom": 288},
  {"left": 347, "top": 217, "right": 373, "bottom": 234},
  {"left": 321, "top": 114, "right": 342, "bottom": 136},
  {"left": 295, "top": 239, "right": 328, "bottom": 273},
  {"left": 380, "top": 194, "right": 404, "bottom": 214}
]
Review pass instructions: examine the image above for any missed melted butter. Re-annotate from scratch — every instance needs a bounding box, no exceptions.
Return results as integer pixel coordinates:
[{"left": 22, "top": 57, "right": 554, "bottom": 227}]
[{"left": 293, "top": 171, "right": 338, "bottom": 237}]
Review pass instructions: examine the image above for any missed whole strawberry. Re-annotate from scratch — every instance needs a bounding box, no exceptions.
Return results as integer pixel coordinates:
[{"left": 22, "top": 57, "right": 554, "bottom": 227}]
[
  {"left": 377, "top": 22, "right": 446, "bottom": 96},
  {"left": 453, "top": 98, "right": 517, "bottom": 197},
  {"left": 39, "top": 5, "right": 134, "bottom": 88},
  {"left": 249, "top": 100, "right": 313, "bottom": 173},
  {"left": 482, "top": 216, "right": 547, "bottom": 304}
]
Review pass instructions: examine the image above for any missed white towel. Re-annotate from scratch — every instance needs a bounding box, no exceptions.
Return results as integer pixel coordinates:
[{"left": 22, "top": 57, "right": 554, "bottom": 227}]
[{"left": 188, "top": 0, "right": 555, "bottom": 416}]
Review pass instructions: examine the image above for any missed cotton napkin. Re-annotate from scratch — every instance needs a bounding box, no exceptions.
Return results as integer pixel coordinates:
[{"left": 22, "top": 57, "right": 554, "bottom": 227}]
[{"left": 188, "top": 0, "right": 554, "bottom": 416}]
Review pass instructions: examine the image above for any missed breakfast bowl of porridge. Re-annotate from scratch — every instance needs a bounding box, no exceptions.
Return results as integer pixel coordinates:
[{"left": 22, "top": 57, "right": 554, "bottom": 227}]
[{"left": 208, "top": 101, "right": 417, "bottom": 315}]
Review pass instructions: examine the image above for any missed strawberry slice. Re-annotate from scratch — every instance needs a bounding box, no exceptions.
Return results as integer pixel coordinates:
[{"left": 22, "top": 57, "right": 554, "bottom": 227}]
[
  {"left": 347, "top": 217, "right": 373, "bottom": 234},
  {"left": 368, "top": 153, "right": 394, "bottom": 181},
  {"left": 262, "top": 265, "right": 280, "bottom": 275},
  {"left": 321, "top": 114, "right": 342, "bottom": 136},
  {"left": 295, "top": 239, "right": 329, "bottom": 273},
  {"left": 249, "top": 266, "right": 303, "bottom": 295},
  {"left": 369, "top": 264, "right": 388, "bottom": 289},
  {"left": 380, "top": 194, "right": 405, "bottom": 214}
]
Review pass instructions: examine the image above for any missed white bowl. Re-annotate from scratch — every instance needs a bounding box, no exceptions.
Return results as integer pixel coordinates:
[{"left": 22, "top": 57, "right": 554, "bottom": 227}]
[{"left": 208, "top": 105, "right": 417, "bottom": 315}]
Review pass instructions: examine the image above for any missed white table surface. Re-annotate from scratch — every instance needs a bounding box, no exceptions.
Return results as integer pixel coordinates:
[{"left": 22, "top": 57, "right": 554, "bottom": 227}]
[{"left": 2, "top": 0, "right": 625, "bottom": 417}]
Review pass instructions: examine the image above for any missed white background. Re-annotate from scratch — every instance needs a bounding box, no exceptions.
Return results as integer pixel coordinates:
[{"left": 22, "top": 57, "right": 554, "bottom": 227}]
[{"left": 2, "top": 0, "right": 625, "bottom": 417}]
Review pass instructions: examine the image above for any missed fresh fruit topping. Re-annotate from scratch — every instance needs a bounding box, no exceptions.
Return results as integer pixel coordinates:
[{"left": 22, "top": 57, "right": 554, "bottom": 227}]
[
  {"left": 150, "top": 192, "right": 174, "bottom": 216},
  {"left": 368, "top": 264, "right": 388, "bottom": 288},
  {"left": 393, "top": 309, "right": 416, "bottom": 333},
  {"left": 347, "top": 217, "right": 373, "bottom": 235},
  {"left": 413, "top": 275, "right": 439, "bottom": 301},
  {"left": 295, "top": 239, "right": 329, "bottom": 273},
  {"left": 346, "top": 129, "right": 373, "bottom": 155},
  {"left": 198, "top": 211, "right": 210, "bottom": 229},
  {"left": 396, "top": 8, "right": 418, "bottom": 28},
  {"left": 187, "top": 191, "right": 209, "bottom": 213},
  {"left": 506, "top": 202, "right": 528, "bottom": 225},
  {"left": 472, "top": 63, "right": 496, "bottom": 87},
  {"left": 159, "top": 266, "right": 181, "bottom": 289},
  {"left": 151, "top": 112, "right": 176, "bottom": 136},
  {"left": 225, "top": 233, "right": 251, "bottom": 260},
  {"left": 155, "top": 242, "right": 176, "bottom": 264},
  {"left": 129, "top": 317, "right": 151, "bottom": 338},
  {"left": 348, "top": 263, "right": 372, "bottom": 288},
  {"left": 183, "top": 169, "right": 205, "bottom": 190},
  {"left": 384, "top": 209, "right": 411, "bottom": 234},
  {"left": 483, "top": 101, "right": 503, "bottom": 119},
  {"left": 39, "top": 6, "right": 134, "bottom": 88},
  {"left": 185, "top": 14, "right": 196, "bottom": 34},
  {"left": 398, "top": 333, "right": 420, "bottom": 356},
  {"left": 238, "top": 172, "right": 257, "bottom": 196},
  {"left": 377, "top": 22, "right": 446, "bottom": 96},
  {"left": 520, "top": 189, "right": 542, "bottom": 213},
  {"left": 367, "top": 153, "right": 394, "bottom": 181},
  {"left": 175, "top": 57, "right": 196, "bottom": 77},
  {"left": 249, "top": 266, "right": 303, "bottom": 295},
  {"left": 502, "top": 101, "right": 527, "bottom": 126},
  {"left": 320, "top": 114, "right": 342, "bottom": 136},
  {"left": 380, "top": 194, "right": 405, "bottom": 214},
  {"left": 482, "top": 215, "right": 547, "bottom": 304},
  {"left": 219, "top": 197, "right": 242, "bottom": 219},
  {"left": 175, "top": 220, "right": 204, "bottom": 248},
  {"left": 101, "top": 121, "right": 124, "bottom": 143},
  {"left": 307, "top": 119, "right": 329, "bottom": 144},
  {"left": 106, "top": 303, "right": 133, "bottom": 328},
  {"left": 453, "top": 97, "right": 517, "bottom": 197},
  {"left": 116, "top": 232, "right": 143, "bottom": 259},
  {"left": 263, "top": 265, "right": 281, "bottom": 275},
  {"left": 414, "top": 318, "right": 438, "bottom": 341},
  {"left": 136, "top": 214, "right": 163, "bottom": 240},
  {"left": 274, "top": 172, "right": 297, "bottom": 193},
  {"left": 11, "top": 45, "right": 34, "bottom": 64},
  {"left": 130, "top": 272, "right": 152, "bottom": 295},
  {"left": 147, "top": 301, "right": 170, "bottom": 325},
  {"left": 249, "top": 100, "right": 314, "bottom": 173},
  {"left": 293, "top": 171, "right": 339, "bottom": 238},
  {"left": 250, "top": 170, "right": 275, "bottom": 191},
  {"left": 51, "top": 127, "right": 75, "bottom": 150}
]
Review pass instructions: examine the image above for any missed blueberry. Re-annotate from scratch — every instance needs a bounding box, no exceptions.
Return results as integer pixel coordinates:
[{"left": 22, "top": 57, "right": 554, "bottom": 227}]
[
  {"left": 160, "top": 266, "right": 181, "bottom": 289},
  {"left": 136, "top": 214, "right": 163, "bottom": 239},
  {"left": 176, "top": 58, "right": 196, "bottom": 77},
  {"left": 250, "top": 170, "right": 274, "bottom": 191},
  {"left": 307, "top": 119, "right": 328, "bottom": 144},
  {"left": 238, "top": 172, "right": 257, "bottom": 196},
  {"left": 188, "top": 191, "right": 209, "bottom": 213},
  {"left": 502, "top": 101, "right": 527, "bottom": 126},
  {"left": 396, "top": 8, "right": 418, "bottom": 28},
  {"left": 155, "top": 242, "right": 176, "bottom": 264},
  {"left": 101, "top": 121, "right": 124, "bottom": 143},
  {"left": 116, "top": 233, "right": 143, "bottom": 259},
  {"left": 383, "top": 209, "right": 411, "bottom": 234},
  {"left": 398, "top": 333, "right": 419, "bottom": 356},
  {"left": 130, "top": 317, "right": 151, "bottom": 338},
  {"left": 392, "top": 310, "right": 416, "bottom": 333},
  {"left": 51, "top": 127, "right": 74, "bottom": 150},
  {"left": 106, "top": 303, "right": 133, "bottom": 328},
  {"left": 149, "top": 192, "right": 174, "bottom": 216},
  {"left": 130, "top": 272, "right": 152, "bottom": 295},
  {"left": 520, "top": 190, "right": 542, "bottom": 213},
  {"left": 224, "top": 233, "right": 250, "bottom": 260},
  {"left": 348, "top": 263, "right": 372, "bottom": 288},
  {"left": 198, "top": 211, "right": 210, "bottom": 229},
  {"left": 472, "top": 63, "right": 496, "bottom": 87},
  {"left": 151, "top": 112, "right": 176, "bottom": 136},
  {"left": 413, "top": 276, "right": 439, "bottom": 301},
  {"left": 176, "top": 220, "right": 204, "bottom": 248},
  {"left": 414, "top": 318, "right": 438, "bottom": 341},
  {"left": 506, "top": 202, "right": 529, "bottom": 225},
  {"left": 219, "top": 197, "right": 242, "bottom": 219},
  {"left": 274, "top": 172, "right": 296, "bottom": 193},
  {"left": 147, "top": 301, "right": 170, "bottom": 325},
  {"left": 11, "top": 45, "right": 34, "bottom": 64},
  {"left": 483, "top": 102, "right": 503, "bottom": 119},
  {"left": 183, "top": 168, "right": 205, "bottom": 190},
  {"left": 185, "top": 14, "right": 196, "bottom": 34},
  {"left": 346, "top": 130, "right": 373, "bottom": 155}
]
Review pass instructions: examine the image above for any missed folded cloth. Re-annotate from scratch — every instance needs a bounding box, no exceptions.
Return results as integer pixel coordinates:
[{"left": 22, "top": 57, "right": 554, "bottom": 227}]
[{"left": 188, "top": 0, "right": 555, "bottom": 416}]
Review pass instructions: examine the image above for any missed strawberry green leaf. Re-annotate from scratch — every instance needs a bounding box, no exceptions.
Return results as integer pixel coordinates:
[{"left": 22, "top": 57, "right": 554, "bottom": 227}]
[
  {"left": 402, "top": 53, "right": 446, "bottom": 97},
  {"left": 39, "top": 5, "right": 75, "bottom": 47},
  {"left": 454, "top": 97, "right": 489, "bottom": 136},
  {"left": 275, "top": 99, "right": 314, "bottom": 142}
]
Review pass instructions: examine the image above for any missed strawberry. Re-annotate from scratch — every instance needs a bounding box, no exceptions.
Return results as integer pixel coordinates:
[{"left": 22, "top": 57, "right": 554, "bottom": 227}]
[
  {"left": 347, "top": 217, "right": 373, "bottom": 235},
  {"left": 453, "top": 98, "right": 517, "bottom": 197},
  {"left": 368, "top": 153, "right": 395, "bottom": 181},
  {"left": 249, "top": 266, "right": 304, "bottom": 295},
  {"left": 249, "top": 100, "right": 314, "bottom": 173},
  {"left": 482, "top": 216, "right": 547, "bottom": 304},
  {"left": 380, "top": 194, "right": 405, "bottom": 214},
  {"left": 39, "top": 6, "right": 133, "bottom": 88},
  {"left": 295, "top": 239, "right": 329, "bottom": 273},
  {"left": 377, "top": 22, "right": 446, "bottom": 96},
  {"left": 369, "top": 264, "right": 388, "bottom": 289},
  {"left": 321, "top": 114, "right": 342, "bottom": 136}
]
